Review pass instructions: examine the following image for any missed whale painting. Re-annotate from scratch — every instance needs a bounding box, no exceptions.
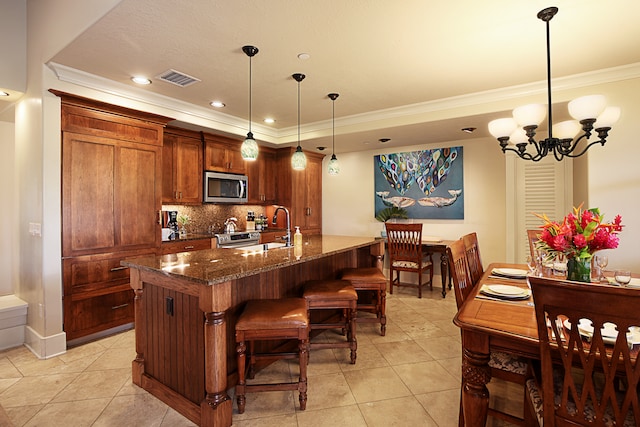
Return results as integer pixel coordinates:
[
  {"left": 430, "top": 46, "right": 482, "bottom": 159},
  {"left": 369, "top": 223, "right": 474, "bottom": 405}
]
[{"left": 374, "top": 147, "right": 464, "bottom": 219}]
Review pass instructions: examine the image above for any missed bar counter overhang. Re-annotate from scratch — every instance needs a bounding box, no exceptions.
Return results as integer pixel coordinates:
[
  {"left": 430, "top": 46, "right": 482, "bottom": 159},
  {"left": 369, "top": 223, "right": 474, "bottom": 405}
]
[{"left": 121, "top": 235, "right": 384, "bottom": 427}]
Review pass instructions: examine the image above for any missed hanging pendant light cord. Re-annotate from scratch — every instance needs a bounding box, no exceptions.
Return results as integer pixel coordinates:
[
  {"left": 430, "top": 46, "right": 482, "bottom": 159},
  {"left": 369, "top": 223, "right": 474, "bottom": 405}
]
[
  {"left": 545, "top": 16, "right": 553, "bottom": 140},
  {"left": 297, "top": 80, "right": 301, "bottom": 147},
  {"left": 248, "top": 55, "right": 252, "bottom": 135},
  {"left": 332, "top": 100, "right": 335, "bottom": 155}
]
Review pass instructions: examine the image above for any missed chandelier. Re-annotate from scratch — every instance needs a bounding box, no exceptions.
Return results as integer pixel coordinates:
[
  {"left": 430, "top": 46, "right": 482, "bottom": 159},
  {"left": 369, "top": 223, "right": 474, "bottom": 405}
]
[{"left": 488, "top": 7, "right": 620, "bottom": 162}]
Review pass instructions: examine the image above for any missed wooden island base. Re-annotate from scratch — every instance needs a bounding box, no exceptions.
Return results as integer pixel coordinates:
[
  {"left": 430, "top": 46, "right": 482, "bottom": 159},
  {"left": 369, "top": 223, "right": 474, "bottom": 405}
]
[{"left": 124, "top": 236, "right": 383, "bottom": 426}]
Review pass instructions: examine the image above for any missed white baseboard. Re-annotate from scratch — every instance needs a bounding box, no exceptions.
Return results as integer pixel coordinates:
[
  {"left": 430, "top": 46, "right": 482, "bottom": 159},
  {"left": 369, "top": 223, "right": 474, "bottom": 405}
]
[{"left": 24, "top": 326, "right": 67, "bottom": 359}]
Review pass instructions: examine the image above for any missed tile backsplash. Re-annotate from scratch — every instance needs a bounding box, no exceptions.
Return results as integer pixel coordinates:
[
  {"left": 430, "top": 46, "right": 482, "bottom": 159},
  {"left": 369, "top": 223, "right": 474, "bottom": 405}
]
[{"left": 162, "top": 204, "right": 270, "bottom": 234}]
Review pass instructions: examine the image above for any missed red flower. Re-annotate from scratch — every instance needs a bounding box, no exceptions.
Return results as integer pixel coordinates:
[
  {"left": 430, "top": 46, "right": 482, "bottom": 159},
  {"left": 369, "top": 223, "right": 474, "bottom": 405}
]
[{"left": 534, "top": 204, "right": 623, "bottom": 259}]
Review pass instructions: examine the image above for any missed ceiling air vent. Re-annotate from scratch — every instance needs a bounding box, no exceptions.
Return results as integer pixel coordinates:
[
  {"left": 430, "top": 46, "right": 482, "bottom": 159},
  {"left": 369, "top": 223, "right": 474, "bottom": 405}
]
[{"left": 156, "top": 69, "right": 201, "bottom": 87}]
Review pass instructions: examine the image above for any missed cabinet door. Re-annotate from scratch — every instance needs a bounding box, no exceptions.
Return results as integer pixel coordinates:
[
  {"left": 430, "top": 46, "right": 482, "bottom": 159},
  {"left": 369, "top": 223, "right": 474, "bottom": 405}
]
[
  {"left": 62, "top": 132, "right": 161, "bottom": 256},
  {"left": 204, "top": 140, "right": 246, "bottom": 174},
  {"left": 304, "top": 156, "right": 323, "bottom": 232},
  {"left": 63, "top": 133, "right": 117, "bottom": 255},
  {"left": 174, "top": 136, "right": 202, "bottom": 204},
  {"left": 261, "top": 151, "right": 277, "bottom": 204},
  {"left": 162, "top": 134, "right": 178, "bottom": 202},
  {"left": 246, "top": 149, "right": 276, "bottom": 204}
]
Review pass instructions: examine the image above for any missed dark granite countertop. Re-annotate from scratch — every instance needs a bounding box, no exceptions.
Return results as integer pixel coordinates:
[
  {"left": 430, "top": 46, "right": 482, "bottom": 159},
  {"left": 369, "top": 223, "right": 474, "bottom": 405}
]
[{"left": 123, "top": 235, "right": 380, "bottom": 286}]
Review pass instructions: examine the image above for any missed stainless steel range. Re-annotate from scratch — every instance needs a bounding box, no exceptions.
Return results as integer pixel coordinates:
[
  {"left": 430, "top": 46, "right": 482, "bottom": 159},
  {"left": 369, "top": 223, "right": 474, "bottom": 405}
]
[{"left": 214, "top": 231, "right": 261, "bottom": 248}]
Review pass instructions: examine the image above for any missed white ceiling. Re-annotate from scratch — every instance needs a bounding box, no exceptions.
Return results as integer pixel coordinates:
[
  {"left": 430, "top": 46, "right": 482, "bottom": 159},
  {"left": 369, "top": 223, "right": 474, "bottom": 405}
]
[{"left": 39, "top": 0, "right": 640, "bottom": 152}]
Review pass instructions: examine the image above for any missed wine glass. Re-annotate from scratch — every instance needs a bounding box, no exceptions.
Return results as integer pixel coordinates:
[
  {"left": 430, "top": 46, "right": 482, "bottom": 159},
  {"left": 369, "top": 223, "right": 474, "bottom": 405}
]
[
  {"left": 595, "top": 254, "right": 608, "bottom": 282},
  {"left": 526, "top": 255, "right": 537, "bottom": 275},
  {"left": 614, "top": 270, "right": 631, "bottom": 286}
]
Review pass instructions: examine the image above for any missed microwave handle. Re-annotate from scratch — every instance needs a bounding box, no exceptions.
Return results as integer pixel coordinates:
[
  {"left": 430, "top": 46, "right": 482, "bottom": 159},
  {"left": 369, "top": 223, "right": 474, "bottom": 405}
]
[{"left": 239, "top": 179, "right": 246, "bottom": 199}]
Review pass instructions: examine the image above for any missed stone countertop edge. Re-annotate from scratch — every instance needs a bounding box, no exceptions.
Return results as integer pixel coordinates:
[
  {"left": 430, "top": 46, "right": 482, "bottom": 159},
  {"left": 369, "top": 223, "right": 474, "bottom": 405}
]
[{"left": 123, "top": 235, "right": 379, "bottom": 286}]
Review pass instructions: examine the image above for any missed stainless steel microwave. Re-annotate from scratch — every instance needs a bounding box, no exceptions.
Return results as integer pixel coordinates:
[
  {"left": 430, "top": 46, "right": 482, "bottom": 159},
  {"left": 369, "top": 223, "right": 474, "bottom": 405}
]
[{"left": 203, "top": 171, "right": 248, "bottom": 203}]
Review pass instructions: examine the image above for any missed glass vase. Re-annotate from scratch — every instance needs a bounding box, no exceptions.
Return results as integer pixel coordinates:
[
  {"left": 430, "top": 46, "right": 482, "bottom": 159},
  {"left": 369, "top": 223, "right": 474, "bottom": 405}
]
[{"left": 567, "top": 257, "right": 591, "bottom": 283}]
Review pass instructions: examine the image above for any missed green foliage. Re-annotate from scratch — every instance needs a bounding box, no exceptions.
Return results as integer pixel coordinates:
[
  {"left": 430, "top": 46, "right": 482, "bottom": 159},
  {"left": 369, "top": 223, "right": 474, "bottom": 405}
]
[{"left": 375, "top": 206, "right": 408, "bottom": 222}]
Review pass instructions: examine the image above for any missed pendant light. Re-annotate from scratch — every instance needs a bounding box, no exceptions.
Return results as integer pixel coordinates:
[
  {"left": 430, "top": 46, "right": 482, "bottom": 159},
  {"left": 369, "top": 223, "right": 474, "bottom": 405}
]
[
  {"left": 240, "top": 45, "right": 259, "bottom": 161},
  {"left": 291, "top": 73, "right": 307, "bottom": 170},
  {"left": 327, "top": 93, "right": 340, "bottom": 175}
]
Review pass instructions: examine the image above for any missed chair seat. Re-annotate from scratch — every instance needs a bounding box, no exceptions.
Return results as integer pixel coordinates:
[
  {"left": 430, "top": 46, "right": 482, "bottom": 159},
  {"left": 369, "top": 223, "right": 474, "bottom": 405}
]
[
  {"left": 303, "top": 280, "right": 357, "bottom": 302},
  {"left": 341, "top": 267, "right": 386, "bottom": 284},
  {"left": 526, "top": 375, "right": 638, "bottom": 427},
  {"left": 488, "top": 351, "right": 528, "bottom": 376},
  {"left": 236, "top": 298, "right": 308, "bottom": 331},
  {"left": 391, "top": 257, "right": 432, "bottom": 269}
]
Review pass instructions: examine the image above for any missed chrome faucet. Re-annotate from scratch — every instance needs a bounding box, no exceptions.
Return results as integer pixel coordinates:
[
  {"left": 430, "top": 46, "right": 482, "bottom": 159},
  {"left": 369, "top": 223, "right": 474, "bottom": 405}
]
[{"left": 272, "top": 206, "right": 292, "bottom": 247}]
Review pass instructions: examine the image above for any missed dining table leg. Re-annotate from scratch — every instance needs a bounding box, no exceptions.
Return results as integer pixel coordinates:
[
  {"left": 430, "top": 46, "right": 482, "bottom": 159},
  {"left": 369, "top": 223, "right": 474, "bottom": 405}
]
[{"left": 460, "top": 333, "right": 491, "bottom": 427}]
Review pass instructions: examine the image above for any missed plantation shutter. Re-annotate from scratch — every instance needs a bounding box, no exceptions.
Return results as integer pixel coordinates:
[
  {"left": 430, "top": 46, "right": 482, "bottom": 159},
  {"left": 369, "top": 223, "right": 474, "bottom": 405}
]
[{"left": 506, "top": 154, "right": 572, "bottom": 263}]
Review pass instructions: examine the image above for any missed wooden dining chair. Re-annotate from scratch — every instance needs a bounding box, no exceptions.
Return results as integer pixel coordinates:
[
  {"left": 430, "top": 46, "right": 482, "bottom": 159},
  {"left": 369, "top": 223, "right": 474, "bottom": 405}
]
[
  {"left": 385, "top": 222, "right": 433, "bottom": 298},
  {"left": 448, "top": 238, "right": 530, "bottom": 426},
  {"left": 527, "top": 229, "right": 541, "bottom": 259},
  {"left": 461, "top": 232, "right": 483, "bottom": 285},
  {"left": 527, "top": 276, "right": 640, "bottom": 426}
]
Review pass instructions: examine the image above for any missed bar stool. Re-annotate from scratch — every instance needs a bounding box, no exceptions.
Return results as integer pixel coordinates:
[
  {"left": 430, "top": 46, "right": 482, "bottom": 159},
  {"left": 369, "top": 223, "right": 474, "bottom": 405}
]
[
  {"left": 235, "top": 298, "right": 309, "bottom": 414},
  {"left": 302, "top": 280, "right": 358, "bottom": 364},
  {"left": 340, "top": 267, "right": 387, "bottom": 336}
]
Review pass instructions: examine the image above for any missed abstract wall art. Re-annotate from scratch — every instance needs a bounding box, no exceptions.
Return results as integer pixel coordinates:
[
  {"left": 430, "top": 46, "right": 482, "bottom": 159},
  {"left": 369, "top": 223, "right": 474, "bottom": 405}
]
[{"left": 374, "top": 146, "right": 464, "bottom": 219}]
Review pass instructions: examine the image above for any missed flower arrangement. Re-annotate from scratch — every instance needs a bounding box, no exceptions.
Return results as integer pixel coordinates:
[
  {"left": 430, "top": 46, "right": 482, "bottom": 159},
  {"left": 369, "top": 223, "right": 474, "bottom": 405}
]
[{"left": 534, "top": 204, "right": 623, "bottom": 260}]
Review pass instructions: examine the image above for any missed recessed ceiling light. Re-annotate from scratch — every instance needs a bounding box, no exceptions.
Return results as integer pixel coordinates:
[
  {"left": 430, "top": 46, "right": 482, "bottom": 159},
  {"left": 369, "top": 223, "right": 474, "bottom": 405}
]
[
  {"left": 316, "top": 146, "right": 326, "bottom": 151},
  {"left": 264, "top": 118, "right": 275, "bottom": 124},
  {"left": 210, "top": 101, "right": 225, "bottom": 108},
  {"left": 461, "top": 127, "right": 476, "bottom": 133},
  {"left": 131, "top": 76, "right": 152, "bottom": 85},
  {"left": 379, "top": 138, "right": 391, "bottom": 144},
  {"left": 0, "top": 91, "right": 9, "bottom": 97},
  {"left": 297, "top": 53, "right": 310, "bottom": 60}
]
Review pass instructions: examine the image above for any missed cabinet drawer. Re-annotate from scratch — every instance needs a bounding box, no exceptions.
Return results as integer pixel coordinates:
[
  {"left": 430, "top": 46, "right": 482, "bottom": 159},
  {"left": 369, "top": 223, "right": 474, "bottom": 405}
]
[
  {"left": 66, "top": 289, "right": 134, "bottom": 340},
  {"left": 63, "top": 253, "right": 149, "bottom": 296},
  {"left": 259, "top": 231, "right": 281, "bottom": 244},
  {"left": 161, "top": 238, "right": 212, "bottom": 254}
]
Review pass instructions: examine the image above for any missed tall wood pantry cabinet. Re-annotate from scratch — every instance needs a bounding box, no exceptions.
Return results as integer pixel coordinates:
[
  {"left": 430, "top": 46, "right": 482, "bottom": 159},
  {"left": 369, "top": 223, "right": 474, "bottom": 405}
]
[
  {"left": 54, "top": 91, "right": 172, "bottom": 343},
  {"left": 274, "top": 148, "right": 325, "bottom": 235}
]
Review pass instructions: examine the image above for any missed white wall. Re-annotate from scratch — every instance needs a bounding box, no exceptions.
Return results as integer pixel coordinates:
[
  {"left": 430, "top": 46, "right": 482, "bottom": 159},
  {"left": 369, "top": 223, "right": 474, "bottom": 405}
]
[
  {"left": 0, "top": 120, "right": 15, "bottom": 296},
  {"left": 322, "top": 136, "right": 507, "bottom": 277}
]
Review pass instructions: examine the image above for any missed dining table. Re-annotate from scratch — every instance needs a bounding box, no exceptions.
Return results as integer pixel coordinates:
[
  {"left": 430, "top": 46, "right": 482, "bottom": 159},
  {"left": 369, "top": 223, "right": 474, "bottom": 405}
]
[
  {"left": 453, "top": 262, "right": 539, "bottom": 427},
  {"left": 421, "top": 237, "right": 456, "bottom": 297},
  {"left": 453, "top": 262, "right": 640, "bottom": 426}
]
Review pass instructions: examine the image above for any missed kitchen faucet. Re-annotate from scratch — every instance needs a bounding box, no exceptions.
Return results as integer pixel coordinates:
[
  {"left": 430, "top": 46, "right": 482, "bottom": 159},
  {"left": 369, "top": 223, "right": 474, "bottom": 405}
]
[{"left": 272, "top": 206, "right": 292, "bottom": 247}]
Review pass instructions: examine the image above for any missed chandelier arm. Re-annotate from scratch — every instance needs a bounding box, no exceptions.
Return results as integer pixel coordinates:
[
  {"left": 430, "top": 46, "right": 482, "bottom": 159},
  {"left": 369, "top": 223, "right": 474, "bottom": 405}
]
[
  {"left": 502, "top": 146, "right": 544, "bottom": 162},
  {"left": 563, "top": 139, "right": 607, "bottom": 158}
]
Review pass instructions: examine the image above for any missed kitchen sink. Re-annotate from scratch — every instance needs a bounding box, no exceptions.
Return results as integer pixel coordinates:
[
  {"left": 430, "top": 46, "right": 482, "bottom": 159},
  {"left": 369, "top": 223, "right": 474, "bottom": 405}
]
[{"left": 236, "top": 242, "right": 289, "bottom": 253}]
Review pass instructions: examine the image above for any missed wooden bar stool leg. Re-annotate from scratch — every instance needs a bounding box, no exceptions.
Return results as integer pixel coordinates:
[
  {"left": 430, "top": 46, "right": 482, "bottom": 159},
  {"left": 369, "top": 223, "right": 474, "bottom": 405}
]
[
  {"left": 298, "top": 337, "right": 308, "bottom": 411},
  {"left": 349, "top": 305, "right": 357, "bottom": 363},
  {"left": 236, "top": 337, "right": 247, "bottom": 414}
]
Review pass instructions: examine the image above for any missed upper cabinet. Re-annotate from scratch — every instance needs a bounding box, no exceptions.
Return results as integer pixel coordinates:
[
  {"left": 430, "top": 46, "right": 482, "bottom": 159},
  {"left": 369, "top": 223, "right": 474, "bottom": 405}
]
[
  {"left": 203, "top": 133, "right": 245, "bottom": 174},
  {"left": 162, "top": 128, "right": 203, "bottom": 205},
  {"left": 274, "top": 148, "right": 324, "bottom": 235},
  {"left": 56, "top": 92, "right": 171, "bottom": 257},
  {"left": 246, "top": 147, "right": 276, "bottom": 204}
]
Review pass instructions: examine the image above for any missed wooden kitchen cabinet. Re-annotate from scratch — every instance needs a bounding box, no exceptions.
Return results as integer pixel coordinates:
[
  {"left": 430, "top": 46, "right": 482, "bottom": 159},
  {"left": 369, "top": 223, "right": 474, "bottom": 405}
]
[
  {"left": 246, "top": 147, "right": 276, "bottom": 204},
  {"left": 203, "top": 133, "right": 245, "bottom": 174},
  {"left": 274, "top": 148, "right": 324, "bottom": 235},
  {"left": 161, "top": 238, "right": 212, "bottom": 254},
  {"left": 162, "top": 127, "right": 203, "bottom": 205},
  {"left": 55, "top": 91, "right": 171, "bottom": 343}
]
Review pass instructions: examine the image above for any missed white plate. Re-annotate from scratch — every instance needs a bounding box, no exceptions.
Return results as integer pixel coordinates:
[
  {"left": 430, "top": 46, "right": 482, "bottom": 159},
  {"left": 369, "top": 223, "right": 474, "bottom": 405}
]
[
  {"left": 487, "top": 284, "right": 527, "bottom": 296},
  {"left": 564, "top": 318, "right": 640, "bottom": 345},
  {"left": 480, "top": 285, "right": 531, "bottom": 300},
  {"left": 492, "top": 268, "right": 529, "bottom": 278}
]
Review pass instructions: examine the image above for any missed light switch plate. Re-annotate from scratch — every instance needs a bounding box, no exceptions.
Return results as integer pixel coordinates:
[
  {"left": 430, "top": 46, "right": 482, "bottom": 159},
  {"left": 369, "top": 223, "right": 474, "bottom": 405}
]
[{"left": 29, "top": 222, "right": 42, "bottom": 237}]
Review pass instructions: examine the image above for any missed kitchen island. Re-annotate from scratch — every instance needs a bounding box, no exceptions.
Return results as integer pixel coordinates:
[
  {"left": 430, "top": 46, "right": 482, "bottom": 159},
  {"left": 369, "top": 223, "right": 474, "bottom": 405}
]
[{"left": 122, "top": 235, "right": 384, "bottom": 427}]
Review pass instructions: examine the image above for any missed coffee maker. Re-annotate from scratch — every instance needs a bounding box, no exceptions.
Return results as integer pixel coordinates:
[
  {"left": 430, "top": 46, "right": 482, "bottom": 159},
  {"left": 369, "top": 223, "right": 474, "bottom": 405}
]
[{"left": 161, "top": 210, "right": 179, "bottom": 240}]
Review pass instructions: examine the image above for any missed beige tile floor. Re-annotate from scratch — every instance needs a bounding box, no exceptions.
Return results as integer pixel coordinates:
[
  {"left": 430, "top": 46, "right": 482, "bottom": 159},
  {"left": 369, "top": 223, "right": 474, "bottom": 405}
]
[{"left": 0, "top": 286, "right": 521, "bottom": 426}]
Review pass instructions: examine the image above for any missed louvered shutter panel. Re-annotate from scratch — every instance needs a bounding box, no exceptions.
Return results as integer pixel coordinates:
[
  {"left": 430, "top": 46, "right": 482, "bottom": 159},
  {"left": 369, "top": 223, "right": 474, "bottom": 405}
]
[{"left": 508, "top": 154, "right": 572, "bottom": 263}]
